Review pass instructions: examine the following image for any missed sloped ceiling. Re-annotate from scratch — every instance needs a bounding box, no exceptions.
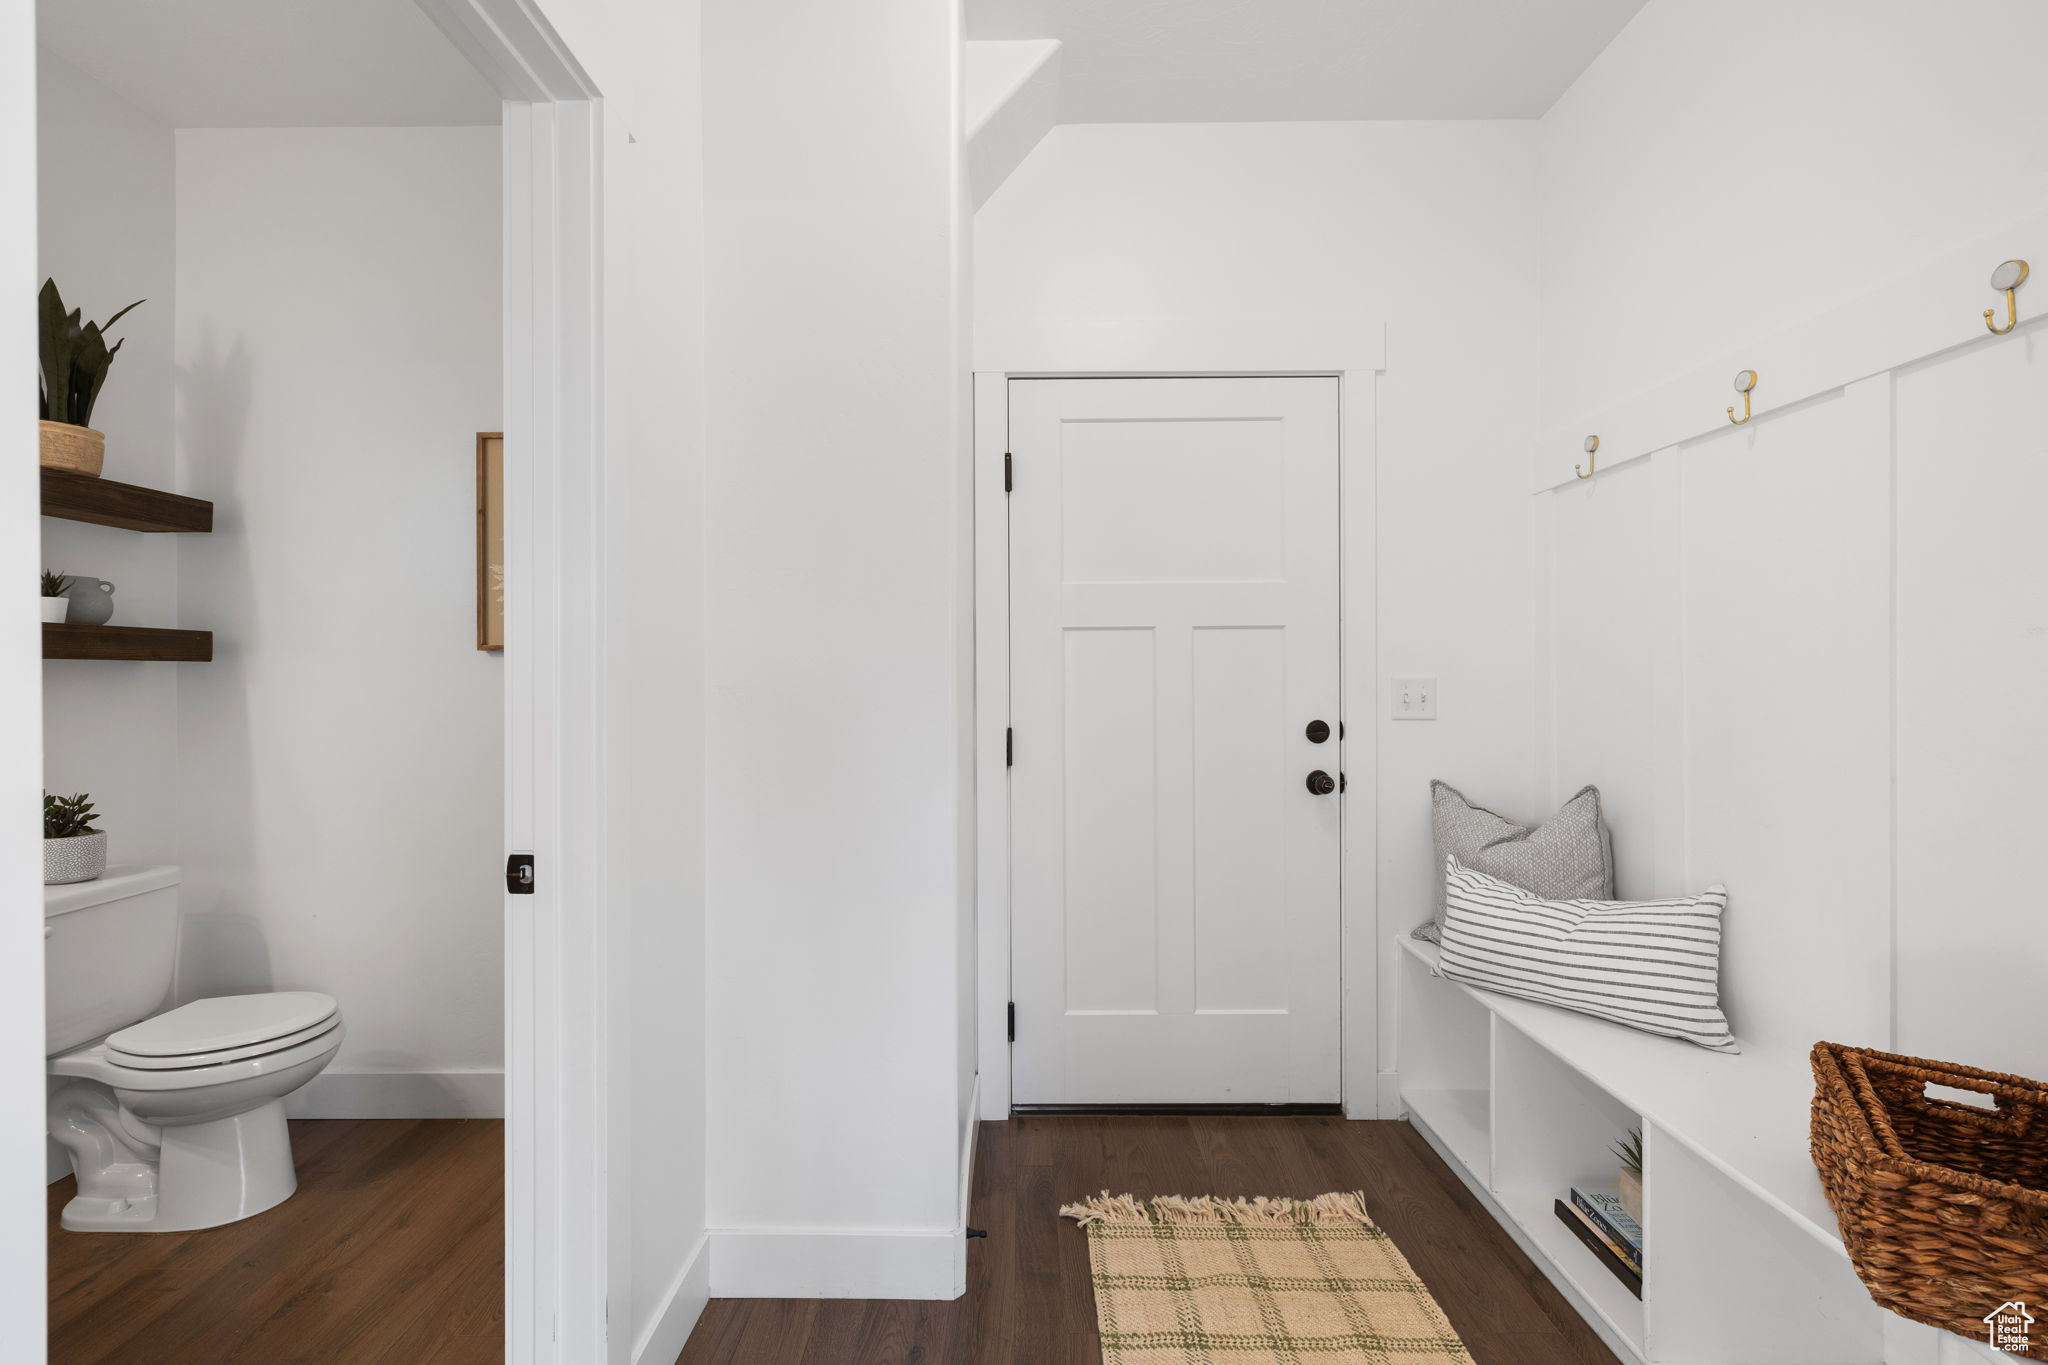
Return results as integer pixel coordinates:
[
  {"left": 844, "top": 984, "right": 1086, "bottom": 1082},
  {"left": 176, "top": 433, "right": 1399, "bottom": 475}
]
[
  {"left": 966, "top": 0, "right": 1648, "bottom": 123},
  {"left": 38, "top": 0, "right": 499, "bottom": 128}
]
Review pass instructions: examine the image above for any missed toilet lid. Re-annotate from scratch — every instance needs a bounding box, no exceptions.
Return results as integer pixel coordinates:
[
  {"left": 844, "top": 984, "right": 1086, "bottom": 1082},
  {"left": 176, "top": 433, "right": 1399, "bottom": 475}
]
[{"left": 107, "top": 991, "right": 338, "bottom": 1057}]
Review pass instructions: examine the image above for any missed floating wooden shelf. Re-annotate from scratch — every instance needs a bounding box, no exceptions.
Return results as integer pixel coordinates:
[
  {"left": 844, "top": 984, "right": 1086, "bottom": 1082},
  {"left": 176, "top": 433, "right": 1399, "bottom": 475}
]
[
  {"left": 43, "top": 624, "right": 213, "bottom": 662},
  {"left": 40, "top": 468, "right": 213, "bottom": 533}
]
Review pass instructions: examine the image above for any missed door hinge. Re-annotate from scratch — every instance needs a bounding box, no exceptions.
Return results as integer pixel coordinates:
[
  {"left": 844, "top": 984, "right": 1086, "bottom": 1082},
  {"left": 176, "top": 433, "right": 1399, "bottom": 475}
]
[
  {"left": 1007, "top": 1001, "right": 1016, "bottom": 1043},
  {"left": 1006, "top": 727, "right": 1013, "bottom": 768},
  {"left": 1003, "top": 451, "right": 1013, "bottom": 493},
  {"left": 506, "top": 853, "right": 535, "bottom": 894}
]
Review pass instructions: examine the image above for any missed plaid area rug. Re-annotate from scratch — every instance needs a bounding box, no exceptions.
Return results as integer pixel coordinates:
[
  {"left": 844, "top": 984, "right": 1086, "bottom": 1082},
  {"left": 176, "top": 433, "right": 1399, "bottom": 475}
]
[{"left": 1060, "top": 1193, "right": 1473, "bottom": 1365}]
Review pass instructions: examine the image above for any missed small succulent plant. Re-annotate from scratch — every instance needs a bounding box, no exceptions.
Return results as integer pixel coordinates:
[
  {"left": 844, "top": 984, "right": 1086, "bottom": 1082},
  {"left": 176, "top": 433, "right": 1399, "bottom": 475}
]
[
  {"left": 39, "top": 279, "right": 144, "bottom": 428},
  {"left": 41, "top": 570, "right": 69, "bottom": 598},
  {"left": 1612, "top": 1127, "right": 1644, "bottom": 1175},
  {"left": 44, "top": 792, "right": 100, "bottom": 840}
]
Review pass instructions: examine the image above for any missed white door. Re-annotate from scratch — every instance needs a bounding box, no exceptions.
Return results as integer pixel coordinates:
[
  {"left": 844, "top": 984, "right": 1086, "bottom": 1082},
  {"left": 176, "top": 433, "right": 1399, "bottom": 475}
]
[{"left": 1008, "top": 376, "right": 1342, "bottom": 1105}]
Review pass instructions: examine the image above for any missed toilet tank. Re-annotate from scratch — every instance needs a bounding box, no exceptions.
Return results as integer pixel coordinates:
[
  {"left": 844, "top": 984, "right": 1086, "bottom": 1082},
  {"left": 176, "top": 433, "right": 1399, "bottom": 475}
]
[{"left": 44, "top": 865, "right": 181, "bottom": 1056}]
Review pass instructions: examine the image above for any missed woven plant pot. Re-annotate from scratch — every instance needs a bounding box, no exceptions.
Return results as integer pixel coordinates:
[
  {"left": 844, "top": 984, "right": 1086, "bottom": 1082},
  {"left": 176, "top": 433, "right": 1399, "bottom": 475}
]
[
  {"left": 39, "top": 421, "right": 104, "bottom": 476},
  {"left": 1811, "top": 1042, "right": 2048, "bottom": 1360},
  {"left": 43, "top": 831, "right": 107, "bottom": 886}
]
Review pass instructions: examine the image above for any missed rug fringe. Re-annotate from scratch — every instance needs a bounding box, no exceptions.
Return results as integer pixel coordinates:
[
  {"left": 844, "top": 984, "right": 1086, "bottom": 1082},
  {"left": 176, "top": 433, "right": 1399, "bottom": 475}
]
[{"left": 1059, "top": 1191, "right": 1376, "bottom": 1228}]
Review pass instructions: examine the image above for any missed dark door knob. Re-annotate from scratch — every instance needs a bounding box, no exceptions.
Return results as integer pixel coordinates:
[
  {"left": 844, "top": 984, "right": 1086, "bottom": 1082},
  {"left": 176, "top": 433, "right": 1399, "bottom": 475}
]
[
  {"left": 1305, "top": 770, "right": 1336, "bottom": 796},
  {"left": 1305, "top": 719, "right": 1330, "bottom": 744}
]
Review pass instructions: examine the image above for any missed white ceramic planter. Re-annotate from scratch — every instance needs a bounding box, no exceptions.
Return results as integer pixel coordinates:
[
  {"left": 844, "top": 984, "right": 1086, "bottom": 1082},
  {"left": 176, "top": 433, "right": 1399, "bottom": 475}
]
[
  {"left": 44, "top": 831, "right": 108, "bottom": 886},
  {"left": 41, "top": 597, "right": 71, "bottom": 624}
]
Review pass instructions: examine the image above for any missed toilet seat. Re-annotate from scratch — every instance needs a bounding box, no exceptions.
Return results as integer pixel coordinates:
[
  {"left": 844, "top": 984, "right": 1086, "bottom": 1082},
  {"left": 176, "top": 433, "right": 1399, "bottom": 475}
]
[
  {"left": 108, "top": 991, "right": 337, "bottom": 1059},
  {"left": 52, "top": 997, "right": 346, "bottom": 1094},
  {"left": 106, "top": 1015, "right": 343, "bottom": 1070}
]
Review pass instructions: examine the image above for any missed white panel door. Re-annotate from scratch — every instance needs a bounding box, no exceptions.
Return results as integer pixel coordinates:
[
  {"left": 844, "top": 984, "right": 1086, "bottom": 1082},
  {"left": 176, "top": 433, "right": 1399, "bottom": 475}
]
[{"left": 1009, "top": 377, "right": 1341, "bottom": 1105}]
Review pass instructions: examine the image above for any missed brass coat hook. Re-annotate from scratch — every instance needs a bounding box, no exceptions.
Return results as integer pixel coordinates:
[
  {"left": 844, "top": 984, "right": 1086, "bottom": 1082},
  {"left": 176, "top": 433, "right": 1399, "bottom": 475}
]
[
  {"left": 1985, "top": 259, "right": 2029, "bottom": 335},
  {"left": 1728, "top": 369, "right": 1758, "bottom": 425},
  {"left": 1575, "top": 436, "right": 1599, "bottom": 480}
]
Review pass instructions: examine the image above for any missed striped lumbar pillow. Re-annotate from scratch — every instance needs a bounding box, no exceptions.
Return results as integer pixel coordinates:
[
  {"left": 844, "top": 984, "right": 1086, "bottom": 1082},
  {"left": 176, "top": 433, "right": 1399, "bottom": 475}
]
[{"left": 1438, "top": 856, "right": 1739, "bottom": 1053}]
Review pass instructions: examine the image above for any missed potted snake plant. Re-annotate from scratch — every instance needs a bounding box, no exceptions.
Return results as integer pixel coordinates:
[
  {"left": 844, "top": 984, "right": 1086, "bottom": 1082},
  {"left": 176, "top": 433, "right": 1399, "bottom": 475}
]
[
  {"left": 44, "top": 792, "right": 107, "bottom": 885},
  {"left": 38, "top": 280, "right": 143, "bottom": 477},
  {"left": 1613, "top": 1127, "right": 1644, "bottom": 1223}
]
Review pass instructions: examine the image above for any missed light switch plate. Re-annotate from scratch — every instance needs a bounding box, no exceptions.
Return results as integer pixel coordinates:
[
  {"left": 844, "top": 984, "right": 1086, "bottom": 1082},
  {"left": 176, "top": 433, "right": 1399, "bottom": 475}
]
[{"left": 1392, "top": 677, "right": 1436, "bottom": 720}]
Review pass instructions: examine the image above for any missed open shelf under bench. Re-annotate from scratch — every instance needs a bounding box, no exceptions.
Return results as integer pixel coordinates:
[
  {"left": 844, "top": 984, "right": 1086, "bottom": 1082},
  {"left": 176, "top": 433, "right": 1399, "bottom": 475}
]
[
  {"left": 1395, "top": 936, "right": 1914, "bottom": 1365},
  {"left": 40, "top": 467, "right": 213, "bottom": 533},
  {"left": 42, "top": 624, "right": 213, "bottom": 662}
]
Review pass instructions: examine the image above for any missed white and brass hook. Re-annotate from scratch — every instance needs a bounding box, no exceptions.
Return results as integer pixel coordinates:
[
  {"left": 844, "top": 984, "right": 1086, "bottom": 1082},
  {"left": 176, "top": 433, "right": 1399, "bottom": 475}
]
[
  {"left": 1575, "top": 435, "right": 1599, "bottom": 479},
  {"left": 1728, "top": 369, "right": 1757, "bottom": 426},
  {"left": 1985, "top": 259, "right": 2029, "bottom": 335}
]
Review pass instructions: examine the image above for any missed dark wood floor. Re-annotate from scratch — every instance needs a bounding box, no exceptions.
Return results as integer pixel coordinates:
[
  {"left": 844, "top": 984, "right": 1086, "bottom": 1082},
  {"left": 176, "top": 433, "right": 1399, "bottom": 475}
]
[
  {"left": 48, "top": 1114, "right": 1614, "bottom": 1364},
  {"left": 678, "top": 1116, "right": 1618, "bottom": 1365},
  {"left": 48, "top": 1118, "right": 502, "bottom": 1365}
]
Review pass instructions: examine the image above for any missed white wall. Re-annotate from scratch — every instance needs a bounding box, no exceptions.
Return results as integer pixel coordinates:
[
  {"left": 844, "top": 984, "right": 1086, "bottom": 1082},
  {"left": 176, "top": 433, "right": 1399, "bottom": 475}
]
[
  {"left": 568, "top": 0, "right": 715, "bottom": 1355},
  {"left": 701, "top": 0, "right": 974, "bottom": 1300},
  {"left": 974, "top": 120, "right": 1542, "bottom": 1098},
  {"left": 2, "top": 1, "right": 49, "bottom": 1353},
  {"left": 172, "top": 126, "right": 505, "bottom": 1116},
  {"left": 38, "top": 53, "right": 179, "bottom": 867},
  {"left": 1540, "top": 0, "right": 2048, "bottom": 434},
  {"left": 1532, "top": 0, "right": 2048, "bottom": 1076}
]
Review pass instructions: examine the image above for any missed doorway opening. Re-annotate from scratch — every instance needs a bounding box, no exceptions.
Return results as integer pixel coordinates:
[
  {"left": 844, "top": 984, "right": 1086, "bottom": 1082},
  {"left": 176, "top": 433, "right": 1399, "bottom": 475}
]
[
  {"left": 970, "top": 323, "right": 1386, "bottom": 1124},
  {"left": 31, "top": 1, "right": 606, "bottom": 1359},
  {"left": 1004, "top": 376, "right": 1344, "bottom": 1108}
]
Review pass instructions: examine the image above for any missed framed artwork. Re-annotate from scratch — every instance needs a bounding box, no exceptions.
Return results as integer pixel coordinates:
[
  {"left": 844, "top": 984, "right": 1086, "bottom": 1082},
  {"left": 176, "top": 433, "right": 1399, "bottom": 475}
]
[{"left": 477, "top": 432, "right": 505, "bottom": 651}]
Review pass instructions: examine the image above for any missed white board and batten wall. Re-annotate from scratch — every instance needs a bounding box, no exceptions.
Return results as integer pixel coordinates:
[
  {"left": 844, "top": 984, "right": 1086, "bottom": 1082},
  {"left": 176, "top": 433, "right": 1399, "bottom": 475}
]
[
  {"left": 1516, "top": 240, "right": 2046, "bottom": 1365},
  {"left": 1532, "top": 0, "right": 2048, "bottom": 1106},
  {"left": 1493, "top": 7, "right": 2048, "bottom": 1362}
]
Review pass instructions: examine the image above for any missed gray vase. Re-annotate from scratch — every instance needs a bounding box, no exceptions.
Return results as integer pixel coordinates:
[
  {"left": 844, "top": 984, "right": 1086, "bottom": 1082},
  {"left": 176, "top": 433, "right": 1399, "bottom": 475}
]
[
  {"left": 61, "top": 576, "right": 115, "bottom": 626},
  {"left": 44, "top": 831, "right": 108, "bottom": 885}
]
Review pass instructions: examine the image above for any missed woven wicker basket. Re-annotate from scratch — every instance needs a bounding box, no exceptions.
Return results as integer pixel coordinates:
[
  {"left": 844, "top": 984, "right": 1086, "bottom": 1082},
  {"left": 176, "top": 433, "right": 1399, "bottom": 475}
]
[{"left": 1811, "top": 1042, "right": 2048, "bottom": 1359}]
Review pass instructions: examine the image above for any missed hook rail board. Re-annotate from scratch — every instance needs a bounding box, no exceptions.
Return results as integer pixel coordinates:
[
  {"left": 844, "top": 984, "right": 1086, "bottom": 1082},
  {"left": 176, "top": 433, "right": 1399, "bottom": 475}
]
[{"left": 1533, "top": 207, "right": 2048, "bottom": 492}]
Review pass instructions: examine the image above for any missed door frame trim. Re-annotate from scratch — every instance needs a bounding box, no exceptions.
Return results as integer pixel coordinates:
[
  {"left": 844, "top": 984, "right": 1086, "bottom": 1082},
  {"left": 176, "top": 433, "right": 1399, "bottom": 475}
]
[
  {"left": 418, "top": 2, "right": 606, "bottom": 1358},
  {"left": 973, "top": 318, "right": 1387, "bottom": 1121}
]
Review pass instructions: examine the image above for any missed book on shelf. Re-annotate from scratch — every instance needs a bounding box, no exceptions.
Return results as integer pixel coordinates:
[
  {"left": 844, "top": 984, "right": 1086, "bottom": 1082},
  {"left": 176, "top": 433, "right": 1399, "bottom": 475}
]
[
  {"left": 1553, "top": 1199, "right": 1643, "bottom": 1299},
  {"left": 1569, "top": 1185, "right": 1644, "bottom": 1260},
  {"left": 1558, "top": 1195, "right": 1640, "bottom": 1273}
]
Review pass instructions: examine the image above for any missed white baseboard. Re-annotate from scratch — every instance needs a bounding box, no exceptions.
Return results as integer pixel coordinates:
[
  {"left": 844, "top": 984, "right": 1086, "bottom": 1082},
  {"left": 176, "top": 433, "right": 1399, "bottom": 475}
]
[
  {"left": 286, "top": 1069, "right": 504, "bottom": 1119},
  {"left": 708, "top": 1226, "right": 962, "bottom": 1300},
  {"left": 632, "top": 1232, "right": 710, "bottom": 1365},
  {"left": 709, "top": 1079, "right": 980, "bottom": 1302},
  {"left": 1376, "top": 1069, "right": 1403, "bottom": 1119}
]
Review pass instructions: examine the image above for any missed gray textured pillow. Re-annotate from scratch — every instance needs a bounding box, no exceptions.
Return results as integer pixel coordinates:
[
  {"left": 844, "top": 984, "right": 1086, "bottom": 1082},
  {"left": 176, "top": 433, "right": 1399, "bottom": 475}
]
[{"left": 1411, "top": 781, "right": 1614, "bottom": 942}]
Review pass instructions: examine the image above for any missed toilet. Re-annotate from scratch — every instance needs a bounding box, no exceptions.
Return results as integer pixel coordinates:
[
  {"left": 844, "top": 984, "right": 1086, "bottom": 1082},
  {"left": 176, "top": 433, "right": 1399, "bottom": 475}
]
[{"left": 44, "top": 865, "right": 345, "bottom": 1233}]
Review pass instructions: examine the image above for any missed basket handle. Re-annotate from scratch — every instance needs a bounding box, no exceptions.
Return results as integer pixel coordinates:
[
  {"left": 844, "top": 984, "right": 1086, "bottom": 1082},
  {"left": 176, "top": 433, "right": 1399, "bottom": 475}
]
[{"left": 1890, "top": 1076, "right": 2044, "bottom": 1133}]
